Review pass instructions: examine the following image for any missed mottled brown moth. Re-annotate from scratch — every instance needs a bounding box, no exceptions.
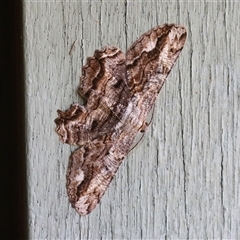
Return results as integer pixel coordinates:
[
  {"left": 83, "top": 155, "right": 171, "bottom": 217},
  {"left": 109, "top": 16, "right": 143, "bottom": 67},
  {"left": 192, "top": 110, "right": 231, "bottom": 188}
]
[{"left": 55, "top": 24, "right": 187, "bottom": 216}]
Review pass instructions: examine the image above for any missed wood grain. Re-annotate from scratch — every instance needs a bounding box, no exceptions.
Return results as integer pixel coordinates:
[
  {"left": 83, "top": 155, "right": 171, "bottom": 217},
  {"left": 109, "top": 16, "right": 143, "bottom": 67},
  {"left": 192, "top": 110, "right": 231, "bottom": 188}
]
[{"left": 24, "top": 1, "right": 240, "bottom": 239}]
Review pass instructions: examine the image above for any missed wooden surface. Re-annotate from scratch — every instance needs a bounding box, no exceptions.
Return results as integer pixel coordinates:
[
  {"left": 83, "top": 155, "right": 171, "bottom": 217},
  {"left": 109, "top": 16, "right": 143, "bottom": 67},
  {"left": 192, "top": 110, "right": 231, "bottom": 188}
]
[{"left": 24, "top": 1, "right": 240, "bottom": 239}]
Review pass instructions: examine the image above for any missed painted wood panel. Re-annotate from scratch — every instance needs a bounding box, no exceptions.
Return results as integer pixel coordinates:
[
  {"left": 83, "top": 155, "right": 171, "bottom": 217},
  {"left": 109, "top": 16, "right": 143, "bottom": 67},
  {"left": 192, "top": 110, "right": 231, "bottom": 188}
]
[{"left": 24, "top": 1, "right": 240, "bottom": 239}]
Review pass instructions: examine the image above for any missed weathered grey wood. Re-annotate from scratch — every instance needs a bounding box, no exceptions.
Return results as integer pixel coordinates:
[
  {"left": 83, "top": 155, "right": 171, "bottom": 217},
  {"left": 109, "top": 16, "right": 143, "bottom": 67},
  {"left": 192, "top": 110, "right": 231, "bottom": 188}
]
[{"left": 24, "top": 1, "right": 240, "bottom": 239}]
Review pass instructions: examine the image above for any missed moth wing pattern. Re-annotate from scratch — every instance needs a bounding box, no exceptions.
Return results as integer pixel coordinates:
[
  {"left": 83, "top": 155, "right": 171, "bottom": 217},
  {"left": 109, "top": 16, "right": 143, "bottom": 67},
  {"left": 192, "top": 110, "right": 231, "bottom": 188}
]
[
  {"left": 55, "top": 24, "right": 187, "bottom": 216},
  {"left": 126, "top": 24, "right": 187, "bottom": 116},
  {"left": 55, "top": 47, "right": 130, "bottom": 145},
  {"left": 67, "top": 138, "right": 115, "bottom": 216},
  {"left": 55, "top": 47, "right": 132, "bottom": 215}
]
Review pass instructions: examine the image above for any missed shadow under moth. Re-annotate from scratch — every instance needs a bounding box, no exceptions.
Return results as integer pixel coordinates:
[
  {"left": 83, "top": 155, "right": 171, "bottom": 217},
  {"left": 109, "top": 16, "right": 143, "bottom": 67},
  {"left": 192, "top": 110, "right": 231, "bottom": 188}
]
[{"left": 55, "top": 24, "right": 187, "bottom": 216}]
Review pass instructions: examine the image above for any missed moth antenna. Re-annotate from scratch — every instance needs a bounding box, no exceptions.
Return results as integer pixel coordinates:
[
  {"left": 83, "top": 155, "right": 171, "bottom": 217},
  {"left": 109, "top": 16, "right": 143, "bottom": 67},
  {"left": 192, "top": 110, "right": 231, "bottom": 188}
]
[{"left": 128, "top": 131, "right": 145, "bottom": 153}]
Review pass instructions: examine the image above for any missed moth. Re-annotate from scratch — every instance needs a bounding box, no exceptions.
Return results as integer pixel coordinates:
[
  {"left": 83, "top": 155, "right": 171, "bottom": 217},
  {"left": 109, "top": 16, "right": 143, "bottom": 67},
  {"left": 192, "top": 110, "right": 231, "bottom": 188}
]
[{"left": 55, "top": 24, "right": 187, "bottom": 216}]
